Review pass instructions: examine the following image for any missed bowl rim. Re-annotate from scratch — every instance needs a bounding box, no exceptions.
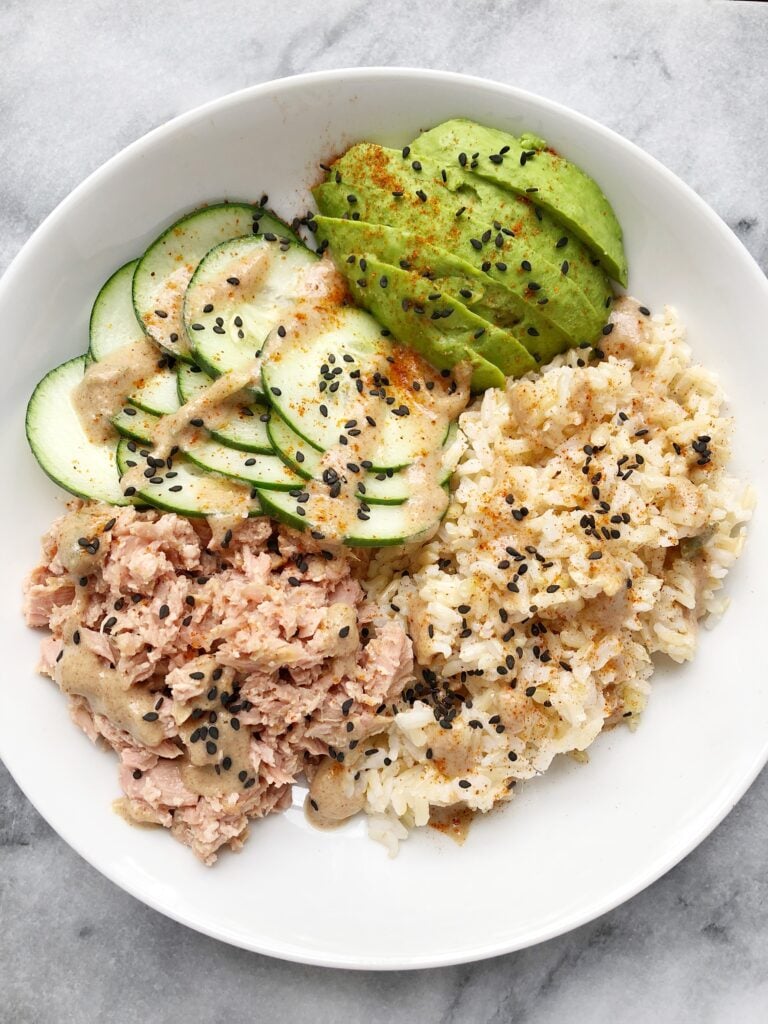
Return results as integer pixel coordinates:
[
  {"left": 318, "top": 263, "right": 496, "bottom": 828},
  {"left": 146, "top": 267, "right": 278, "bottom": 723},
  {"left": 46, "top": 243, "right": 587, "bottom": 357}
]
[{"left": 2, "top": 66, "right": 767, "bottom": 971}]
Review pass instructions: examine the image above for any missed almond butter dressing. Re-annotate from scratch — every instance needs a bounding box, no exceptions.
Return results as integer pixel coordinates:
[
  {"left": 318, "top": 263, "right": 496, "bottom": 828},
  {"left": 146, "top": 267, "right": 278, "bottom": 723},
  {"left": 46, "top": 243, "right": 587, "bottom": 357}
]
[
  {"left": 428, "top": 804, "right": 474, "bottom": 845},
  {"left": 305, "top": 757, "right": 365, "bottom": 829},
  {"left": 72, "top": 337, "right": 160, "bottom": 443},
  {"left": 190, "top": 247, "right": 272, "bottom": 314},
  {"left": 172, "top": 659, "right": 253, "bottom": 797},
  {"left": 55, "top": 506, "right": 114, "bottom": 577},
  {"left": 56, "top": 621, "right": 167, "bottom": 748}
]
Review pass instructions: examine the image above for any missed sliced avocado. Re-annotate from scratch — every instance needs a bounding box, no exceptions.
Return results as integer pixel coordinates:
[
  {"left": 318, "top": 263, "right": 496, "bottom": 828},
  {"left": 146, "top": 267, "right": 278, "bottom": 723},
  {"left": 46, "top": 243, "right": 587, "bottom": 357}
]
[
  {"left": 329, "top": 143, "right": 613, "bottom": 320},
  {"left": 315, "top": 178, "right": 605, "bottom": 347},
  {"left": 409, "top": 119, "right": 628, "bottom": 286},
  {"left": 315, "top": 215, "right": 570, "bottom": 364},
  {"left": 331, "top": 252, "right": 536, "bottom": 386}
]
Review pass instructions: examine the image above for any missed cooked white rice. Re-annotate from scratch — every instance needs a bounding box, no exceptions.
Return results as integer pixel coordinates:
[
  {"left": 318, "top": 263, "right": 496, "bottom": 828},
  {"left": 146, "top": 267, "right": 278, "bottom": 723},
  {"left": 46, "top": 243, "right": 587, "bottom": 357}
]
[{"left": 338, "top": 298, "right": 754, "bottom": 855}]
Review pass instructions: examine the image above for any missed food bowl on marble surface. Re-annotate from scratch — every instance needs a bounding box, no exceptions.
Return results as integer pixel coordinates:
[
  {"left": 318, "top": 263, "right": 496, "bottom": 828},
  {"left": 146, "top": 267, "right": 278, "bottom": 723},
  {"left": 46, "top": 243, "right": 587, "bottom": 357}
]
[{"left": 1, "top": 67, "right": 766, "bottom": 969}]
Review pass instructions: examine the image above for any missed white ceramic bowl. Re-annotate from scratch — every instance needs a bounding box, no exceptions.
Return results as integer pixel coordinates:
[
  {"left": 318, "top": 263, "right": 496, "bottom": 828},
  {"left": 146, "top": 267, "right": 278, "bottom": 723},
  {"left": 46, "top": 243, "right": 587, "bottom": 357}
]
[{"left": 1, "top": 68, "right": 766, "bottom": 970}]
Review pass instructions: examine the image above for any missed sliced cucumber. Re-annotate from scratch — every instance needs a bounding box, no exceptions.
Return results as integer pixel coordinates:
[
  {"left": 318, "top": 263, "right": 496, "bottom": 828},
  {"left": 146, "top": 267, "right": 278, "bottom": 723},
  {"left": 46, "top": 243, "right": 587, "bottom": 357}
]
[
  {"left": 267, "top": 412, "right": 321, "bottom": 478},
  {"left": 268, "top": 412, "right": 458, "bottom": 505},
  {"left": 177, "top": 362, "right": 214, "bottom": 404},
  {"left": 183, "top": 234, "right": 317, "bottom": 378},
  {"left": 183, "top": 438, "right": 302, "bottom": 491},
  {"left": 256, "top": 486, "right": 448, "bottom": 547},
  {"left": 89, "top": 260, "right": 143, "bottom": 361},
  {"left": 261, "top": 307, "right": 453, "bottom": 471},
  {"left": 178, "top": 364, "right": 271, "bottom": 453},
  {"left": 90, "top": 257, "right": 183, "bottom": 418},
  {"left": 208, "top": 405, "right": 272, "bottom": 453},
  {"left": 112, "top": 405, "right": 158, "bottom": 445},
  {"left": 133, "top": 204, "right": 291, "bottom": 361},
  {"left": 129, "top": 364, "right": 180, "bottom": 416},
  {"left": 26, "top": 356, "right": 127, "bottom": 505},
  {"left": 116, "top": 438, "right": 260, "bottom": 517}
]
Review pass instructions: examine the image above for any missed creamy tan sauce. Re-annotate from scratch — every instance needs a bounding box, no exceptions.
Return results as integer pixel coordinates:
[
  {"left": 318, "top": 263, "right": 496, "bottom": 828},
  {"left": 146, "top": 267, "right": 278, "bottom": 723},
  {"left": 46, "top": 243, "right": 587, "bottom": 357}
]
[
  {"left": 428, "top": 719, "right": 477, "bottom": 778},
  {"left": 305, "top": 758, "right": 365, "bottom": 829},
  {"left": 73, "top": 337, "right": 160, "bottom": 443},
  {"left": 191, "top": 248, "right": 272, "bottom": 314},
  {"left": 55, "top": 507, "right": 113, "bottom": 577},
  {"left": 57, "top": 625, "right": 166, "bottom": 747},
  {"left": 112, "top": 797, "right": 163, "bottom": 828},
  {"left": 144, "top": 265, "right": 192, "bottom": 350},
  {"left": 172, "top": 659, "right": 252, "bottom": 796},
  {"left": 429, "top": 805, "right": 474, "bottom": 845}
]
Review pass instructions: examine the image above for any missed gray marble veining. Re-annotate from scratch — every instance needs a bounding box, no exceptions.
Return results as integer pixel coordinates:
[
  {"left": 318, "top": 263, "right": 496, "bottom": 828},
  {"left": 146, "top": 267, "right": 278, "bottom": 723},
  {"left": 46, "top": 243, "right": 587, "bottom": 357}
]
[{"left": 1, "top": 1, "right": 767, "bottom": 1021}]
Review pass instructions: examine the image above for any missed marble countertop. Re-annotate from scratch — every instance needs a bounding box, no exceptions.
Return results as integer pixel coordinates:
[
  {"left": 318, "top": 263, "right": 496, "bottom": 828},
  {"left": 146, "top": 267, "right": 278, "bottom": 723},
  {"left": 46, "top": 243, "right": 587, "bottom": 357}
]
[{"left": 2, "top": 1, "right": 767, "bottom": 1020}]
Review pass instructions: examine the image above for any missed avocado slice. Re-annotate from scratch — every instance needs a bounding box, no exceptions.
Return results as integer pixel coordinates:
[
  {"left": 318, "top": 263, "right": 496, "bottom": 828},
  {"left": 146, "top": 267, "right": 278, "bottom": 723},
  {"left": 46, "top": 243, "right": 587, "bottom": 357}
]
[
  {"left": 314, "top": 178, "right": 605, "bottom": 348},
  {"left": 329, "top": 252, "right": 536, "bottom": 387},
  {"left": 409, "top": 119, "right": 628, "bottom": 286},
  {"left": 329, "top": 142, "right": 613, "bottom": 321},
  {"left": 315, "top": 215, "right": 571, "bottom": 364}
]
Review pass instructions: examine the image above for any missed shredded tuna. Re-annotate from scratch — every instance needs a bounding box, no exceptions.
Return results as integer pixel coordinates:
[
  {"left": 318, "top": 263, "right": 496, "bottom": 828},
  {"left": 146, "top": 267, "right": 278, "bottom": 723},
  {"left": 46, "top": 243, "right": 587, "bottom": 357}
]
[{"left": 24, "top": 504, "right": 413, "bottom": 864}]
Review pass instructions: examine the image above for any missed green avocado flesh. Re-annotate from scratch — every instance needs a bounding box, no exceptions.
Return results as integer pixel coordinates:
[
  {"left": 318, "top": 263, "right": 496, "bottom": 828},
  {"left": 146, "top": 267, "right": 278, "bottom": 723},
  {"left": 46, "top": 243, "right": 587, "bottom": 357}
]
[
  {"left": 409, "top": 119, "right": 628, "bottom": 286},
  {"left": 333, "top": 254, "right": 527, "bottom": 389},
  {"left": 313, "top": 130, "right": 623, "bottom": 383},
  {"left": 315, "top": 215, "right": 571, "bottom": 365},
  {"left": 329, "top": 143, "right": 613, "bottom": 316}
]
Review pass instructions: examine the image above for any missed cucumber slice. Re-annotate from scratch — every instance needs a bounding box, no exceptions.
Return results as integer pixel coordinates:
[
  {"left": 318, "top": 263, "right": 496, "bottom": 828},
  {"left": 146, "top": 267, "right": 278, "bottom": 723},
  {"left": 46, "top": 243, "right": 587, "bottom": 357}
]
[
  {"left": 89, "top": 260, "right": 142, "bottom": 361},
  {"left": 267, "top": 413, "right": 321, "bottom": 479},
  {"left": 112, "top": 405, "right": 158, "bottom": 445},
  {"left": 116, "top": 438, "right": 260, "bottom": 517},
  {"left": 177, "top": 362, "right": 214, "bottom": 404},
  {"left": 178, "top": 364, "right": 271, "bottom": 453},
  {"left": 208, "top": 405, "right": 272, "bottom": 453},
  {"left": 26, "top": 356, "right": 127, "bottom": 505},
  {"left": 133, "top": 204, "right": 291, "bottom": 361},
  {"left": 90, "top": 258, "right": 183, "bottom": 416},
  {"left": 268, "top": 412, "right": 458, "bottom": 505},
  {"left": 129, "top": 365, "right": 180, "bottom": 416},
  {"left": 261, "top": 307, "right": 454, "bottom": 471},
  {"left": 183, "top": 438, "right": 302, "bottom": 491},
  {"left": 183, "top": 234, "right": 317, "bottom": 378},
  {"left": 256, "top": 486, "right": 448, "bottom": 547}
]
